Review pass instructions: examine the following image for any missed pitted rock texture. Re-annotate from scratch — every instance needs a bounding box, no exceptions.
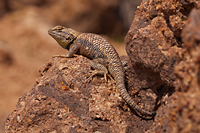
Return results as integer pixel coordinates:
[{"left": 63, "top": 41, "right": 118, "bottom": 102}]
[
  {"left": 125, "top": 0, "right": 199, "bottom": 88},
  {"left": 124, "top": 1, "right": 200, "bottom": 132},
  {"left": 5, "top": 56, "right": 155, "bottom": 133},
  {"left": 175, "top": 8, "right": 200, "bottom": 92},
  {"left": 147, "top": 8, "right": 200, "bottom": 133}
]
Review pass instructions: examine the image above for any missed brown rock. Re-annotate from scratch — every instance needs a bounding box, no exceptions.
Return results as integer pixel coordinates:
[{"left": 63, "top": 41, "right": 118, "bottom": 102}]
[
  {"left": 5, "top": 56, "right": 154, "bottom": 133},
  {"left": 124, "top": 1, "right": 200, "bottom": 132},
  {"left": 147, "top": 8, "right": 200, "bottom": 133},
  {"left": 175, "top": 8, "right": 200, "bottom": 92},
  {"left": 125, "top": 0, "right": 189, "bottom": 88}
]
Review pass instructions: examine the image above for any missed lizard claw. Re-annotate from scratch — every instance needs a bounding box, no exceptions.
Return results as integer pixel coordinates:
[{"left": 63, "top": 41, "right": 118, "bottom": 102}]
[
  {"left": 104, "top": 73, "right": 107, "bottom": 82},
  {"left": 52, "top": 55, "right": 63, "bottom": 58},
  {"left": 85, "top": 70, "right": 108, "bottom": 82},
  {"left": 107, "top": 74, "right": 115, "bottom": 83}
]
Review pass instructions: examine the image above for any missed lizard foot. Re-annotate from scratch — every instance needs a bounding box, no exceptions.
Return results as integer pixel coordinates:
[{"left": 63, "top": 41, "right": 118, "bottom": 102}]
[
  {"left": 85, "top": 70, "right": 107, "bottom": 82},
  {"left": 52, "top": 54, "right": 70, "bottom": 58},
  {"left": 85, "top": 70, "right": 115, "bottom": 83}
]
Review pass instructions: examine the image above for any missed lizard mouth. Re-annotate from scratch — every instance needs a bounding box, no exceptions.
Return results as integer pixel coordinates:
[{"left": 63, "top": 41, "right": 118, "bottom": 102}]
[
  {"left": 48, "top": 29, "right": 63, "bottom": 39},
  {"left": 48, "top": 29, "right": 56, "bottom": 36}
]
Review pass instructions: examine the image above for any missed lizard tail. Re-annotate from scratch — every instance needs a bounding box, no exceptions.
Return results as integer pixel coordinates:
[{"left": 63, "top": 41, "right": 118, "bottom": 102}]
[{"left": 115, "top": 74, "right": 156, "bottom": 117}]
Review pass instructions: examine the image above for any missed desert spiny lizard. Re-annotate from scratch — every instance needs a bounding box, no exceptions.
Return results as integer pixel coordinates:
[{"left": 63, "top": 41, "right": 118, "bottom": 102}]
[{"left": 48, "top": 26, "right": 156, "bottom": 117}]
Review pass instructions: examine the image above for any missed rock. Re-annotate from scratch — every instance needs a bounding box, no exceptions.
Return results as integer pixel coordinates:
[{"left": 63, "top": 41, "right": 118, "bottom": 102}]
[
  {"left": 147, "top": 8, "right": 200, "bottom": 133},
  {"left": 175, "top": 8, "right": 200, "bottom": 91},
  {"left": 5, "top": 56, "right": 154, "bottom": 133},
  {"left": 125, "top": 0, "right": 190, "bottom": 88},
  {"left": 124, "top": 0, "right": 200, "bottom": 132}
]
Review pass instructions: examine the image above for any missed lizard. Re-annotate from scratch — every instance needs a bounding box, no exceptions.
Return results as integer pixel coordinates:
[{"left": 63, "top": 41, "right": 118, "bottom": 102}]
[{"left": 48, "top": 26, "right": 156, "bottom": 117}]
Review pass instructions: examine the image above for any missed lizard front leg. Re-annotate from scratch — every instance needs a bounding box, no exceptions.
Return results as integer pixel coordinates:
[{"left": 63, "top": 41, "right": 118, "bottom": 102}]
[{"left": 53, "top": 44, "right": 79, "bottom": 58}]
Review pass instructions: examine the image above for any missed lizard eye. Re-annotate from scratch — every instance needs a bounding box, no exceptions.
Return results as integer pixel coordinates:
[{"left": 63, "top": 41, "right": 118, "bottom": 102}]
[{"left": 58, "top": 28, "right": 63, "bottom": 32}]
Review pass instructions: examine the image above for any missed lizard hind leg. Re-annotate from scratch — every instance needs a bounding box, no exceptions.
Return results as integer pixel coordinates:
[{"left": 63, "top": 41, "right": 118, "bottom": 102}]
[{"left": 86, "top": 59, "right": 108, "bottom": 82}]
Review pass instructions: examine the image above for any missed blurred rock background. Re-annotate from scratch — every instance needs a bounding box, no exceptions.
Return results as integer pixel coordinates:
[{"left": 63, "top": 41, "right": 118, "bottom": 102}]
[{"left": 0, "top": 0, "right": 142, "bottom": 132}]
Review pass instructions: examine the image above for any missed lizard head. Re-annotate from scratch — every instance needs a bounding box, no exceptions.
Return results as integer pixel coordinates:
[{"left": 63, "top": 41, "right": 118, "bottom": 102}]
[{"left": 48, "top": 26, "right": 79, "bottom": 49}]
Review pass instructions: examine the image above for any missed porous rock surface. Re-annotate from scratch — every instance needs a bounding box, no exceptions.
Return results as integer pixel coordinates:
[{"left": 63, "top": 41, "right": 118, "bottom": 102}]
[
  {"left": 125, "top": 0, "right": 199, "bottom": 88},
  {"left": 147, "top": 8, "right": 200, "bottom": 133},
  {"left": 124, "top": 0, "right": 200, "bottom": 132},
  {"left": 5, "top": 56, "right": 154, "bottom": 133}
]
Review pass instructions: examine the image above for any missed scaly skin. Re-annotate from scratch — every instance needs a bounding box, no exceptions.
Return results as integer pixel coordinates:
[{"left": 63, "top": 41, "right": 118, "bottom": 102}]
[{"left": 48, "top": 26, "right": 156, "bottom": 117}]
